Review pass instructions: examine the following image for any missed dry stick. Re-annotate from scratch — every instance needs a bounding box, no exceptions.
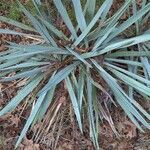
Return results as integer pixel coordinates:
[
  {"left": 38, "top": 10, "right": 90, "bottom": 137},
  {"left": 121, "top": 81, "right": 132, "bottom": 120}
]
[
  {"left": 31, "top": 57, "right": 74, "bottom": 141},
  {"left": 32, "top": 103, "right": 54, "bottom": 142},
  {"left": 33, "top": 101, "right": 58, "bottom": 142},
  {"left": 35, "top": 94, "right": 66, "bottom": 143},
  {"left": 34, "top": 88, "right": 67, "bottom": 142},
  {"left": 46, "top": 102, "right": 62, "bottom": 132},
  {"left": 38, "top": 103, "right": 63, "bottom": 145},
  {"left": 0, "top": 78, "right": 23, "bottom": 93},
  {"left": 53, "top": 112, "right": 64, "bottom": 149}
]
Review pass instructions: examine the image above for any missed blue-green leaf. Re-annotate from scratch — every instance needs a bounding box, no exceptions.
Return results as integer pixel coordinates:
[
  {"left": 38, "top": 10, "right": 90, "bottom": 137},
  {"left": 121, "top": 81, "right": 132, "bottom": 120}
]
[
  {"left": 65, "top": 77, "right": 82, "bottom": 132},
  {"left": 0, "top": 74, "right": 43, "bottom": 116},
  {"left": 15, "top": 92, "right": 47, "bottom": 148}
]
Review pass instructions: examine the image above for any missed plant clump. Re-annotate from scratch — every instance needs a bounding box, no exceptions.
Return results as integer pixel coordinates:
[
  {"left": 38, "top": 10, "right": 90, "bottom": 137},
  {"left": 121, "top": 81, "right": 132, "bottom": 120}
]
[{"left": 0, "top": 0, "right": 150, "bottom": 149}]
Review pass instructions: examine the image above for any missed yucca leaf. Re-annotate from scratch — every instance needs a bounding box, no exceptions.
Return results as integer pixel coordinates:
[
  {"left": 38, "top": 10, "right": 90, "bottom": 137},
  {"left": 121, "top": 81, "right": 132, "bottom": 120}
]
[
  {"left": 86, "top": 25, "right": 106, "bottom": 42},
  {"left": 106, "top": 2, "right": 150, "bottom": 42},
  {"left": 105, "top": 65, "right": 150, "bottom": 123},
  {"left": 40, "top": 61, "right": 80, "bottom": 94},
  {"left": 35, "top": 86, "right": 55, "bottom": 123},
  {"left": 84, "top": 34, "right": 150, "bottom": 58},
  {"left": 0, "top": 48, "right": 18, "bottom": 57},
  {"left": 132, "top": 0, "right": 139, "bottom": 34},
  {"left": 123, "top": 94, "right": 150, "bottom": 121},
  {"left": 0, "top": 74, "right": 43, "bottom": 116},
  {"left": 141, "top": 57, "right": 150, "bottom": 78},
  {"left": 78, "top": 68, "right": 85, "bottom": 111},
  {"left": 32, "top": 0, "right": 42, "bottom": 16},
  {"left": 90, "top": 0, "right": 131, "bottom": 43},
  {"left": 0, "top": 29, "right": 28, "bottom": 36},
  {"left": 106, "top": 51, "right": 150, "bottom": 58},
  {"left": 71, "top": 71, "right": 79, "bottom": 90},
  {"left": 0, "top": 71, "right": 13, "bottom": 78},
  {"left": 112, "top": 87, "right": 144, "bottom": 131},
  {"left": 0, "top": 16, "right": 36, "bottom": 32},
  {"left": 32, "top": 72, "right": 57, "bottom": 125},
  {"left": 18, "top": 1, "right": 57, "bottom": 46},
  {"left": 54, "top": 0, "right": 77, "bottom": 39},
  {"left": 92, "top": 59, "right": 150, "bottom": 130},
  {"left": 15, "top": 92, "right": 47, "bottom": 148},
  {"left": 120, "top": 92, "right": 150, "bottom": 129},
  {"left": 0, "top": 0, "right": 150, "bottom": 149},
  {"left": 0, "top": 48, "right": 70, "bottom": 61},
  {"left": 109, "top": 68, "right": 150, "bottom": 96},
  {"left": 0, "top": 62, "right": 50, "bottom": 71},
  {"left": 38, "top": 17, "right": 68, "bottom": 40},
  {"left": 105, "top": 58, "right": 143, "bottom": 67},
  {"left": 73, "top": 0, "right": 111, "bottom": 46},
  {"left": 128, "top": 63, "right": 136, "bottom": 99},
  {"left": 142, "top": 12, "right": 150, "bottom": 25},
  {"left": 8, "top": 44, "right": 70, "bottom": 54},
  {"left": 0, "top": 58, "right": 24, "bottom": 70},
  {"left": 86, "top": 0, "right": 96, "bottom": 20},
  {"left": 138, "top": 45, "right": 150, "bottom": 78},
  {"left": 103, "top": 0, "right": 132, "bottom": 34},
  {"left": 67, "top": 47, "right": 92, "bottom": 68},
  {"left": 34, "top": 0, "right": 41, "bottom": 5},
  {"left": 72, "top": 0, "right": 87, "bottom": 31},
  {"left": 65, "top": 77, "right": 82, "bottom": 132},
  {"left": 99, "top": 34, "right": 150, "bottom": 54},
  {"left": 93, "top": 23, "right": 117, "bottom": 50},
  {"left": 86, "top": 68, "right": 99, "bottom": 149},
  {"left": 92, "top": 86, "right": 99, "bottom": 145},
  {"left": 89, "top": 77, "right": 115, "bottom": 105},
  {"left": 100, "top": 0, "right": 113, "bottom": 21},
  {"left": 105, "top": 63, "right": 149, "bottom": 84},
  {"left": 0, "top": 68, "right": 43, "bottom": 82}
]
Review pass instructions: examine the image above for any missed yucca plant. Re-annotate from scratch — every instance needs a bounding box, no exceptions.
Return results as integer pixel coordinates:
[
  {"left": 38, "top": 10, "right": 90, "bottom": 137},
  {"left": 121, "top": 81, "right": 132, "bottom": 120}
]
[{"left": 0, "top": 0, "right": 150, "bottom": 149}]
